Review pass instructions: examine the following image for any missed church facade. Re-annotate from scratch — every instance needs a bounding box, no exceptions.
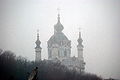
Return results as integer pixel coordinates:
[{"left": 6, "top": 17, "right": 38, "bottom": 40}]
[{"left": 35, "top": 13, "right": 85, "bottom": 72}]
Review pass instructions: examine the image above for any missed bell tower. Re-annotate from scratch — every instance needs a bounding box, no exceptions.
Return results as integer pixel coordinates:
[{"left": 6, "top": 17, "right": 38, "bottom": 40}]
[
  {"left": 35, "top": 30, "right": 42, "bottom": 62},
  {"left": 77, "top": 28, "right": 84, "bottom": 60},
  {"left": 77, "top": 29, "right": 85, "bottom": 71}
]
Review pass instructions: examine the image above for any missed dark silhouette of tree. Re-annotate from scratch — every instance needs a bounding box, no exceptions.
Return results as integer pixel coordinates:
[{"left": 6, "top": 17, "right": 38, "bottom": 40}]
[
  {"left": 0, "top": 50, "right": 102, "bottom": 80},
  {"left": 0, "top": 49, "right": 3, "bottom": 55}
]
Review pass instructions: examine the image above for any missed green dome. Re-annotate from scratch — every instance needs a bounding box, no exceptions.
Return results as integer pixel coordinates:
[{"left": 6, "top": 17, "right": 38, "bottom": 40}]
[{"left": 48, "top": 32, "right": 69, "bottom": 46}]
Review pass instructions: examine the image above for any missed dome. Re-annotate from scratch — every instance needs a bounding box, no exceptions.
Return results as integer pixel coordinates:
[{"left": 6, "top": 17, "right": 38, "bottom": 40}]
[
  {"left": 35, "top": 39, "right": 41, "bottom": 46},
  {"left": 35, "top": 33, "right": 41, "bottom": 49},
  {"left": 54, "top": 21, "right": 64, "bottom": 32},
  {"left": 48, "top": 14, "right": 70, "bottom": 47},
  {"left": 48, "top": 32, "right": 69, "bottom": 46},
  {"left": 54, "top": 14, "right": 64, "bottom": 32}
]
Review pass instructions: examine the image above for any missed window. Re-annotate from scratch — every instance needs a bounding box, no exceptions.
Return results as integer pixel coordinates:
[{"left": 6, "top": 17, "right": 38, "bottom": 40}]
[
  {"left": 64, "top": 50, "right": 67, "bottom": 57},
  {"left": 49, "top": 50, "right": 52, "bottom": 58}
]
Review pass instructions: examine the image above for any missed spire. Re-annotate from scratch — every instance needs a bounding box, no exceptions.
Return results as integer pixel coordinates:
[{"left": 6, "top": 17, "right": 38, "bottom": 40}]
[
  {"left": 77, "top": 28, "right": 83, "bottom": 47},
  {"left": 35, "top": 29, "right": 41, "bottom": 49},
  {"left": 35, "top": 29, "right": 42, "bottom": 62},
  {"left": 57, "top": 8, "right": 60, "bottom": 22},
  {"left": 37, "top": 29, "right": 39, "bottom": 40},
  {"left": 58, "top": 13, "right": 60, "bottom": 22},
  {"left": 54, "top": 8, "right": 64, "bottom": 33},
  {"left": 78, "top": 28, "right": 81, "bottom": 39}
]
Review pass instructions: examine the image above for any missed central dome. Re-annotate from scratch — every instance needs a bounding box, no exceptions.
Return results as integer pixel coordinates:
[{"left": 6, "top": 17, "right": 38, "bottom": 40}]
[
  {"left": 48, "top": 14, "right": 71, "bottom": 47},
  {"left": 48, "top": 32, "right": 69, "bottom": 46}
]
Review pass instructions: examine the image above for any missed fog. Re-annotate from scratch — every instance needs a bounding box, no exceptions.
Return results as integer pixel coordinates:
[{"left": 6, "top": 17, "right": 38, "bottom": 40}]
[{"left": 0, "top": 0, "right": 120, "bottom": 79}]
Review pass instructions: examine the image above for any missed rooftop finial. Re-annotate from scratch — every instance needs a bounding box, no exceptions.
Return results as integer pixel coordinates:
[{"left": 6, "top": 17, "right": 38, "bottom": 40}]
[
  {"left": 35, "top": 29, "right": 41, "bottom": 48},
  {"left": 37, "top": 29, "right": 39, "bottom": 39},
  {"left": 57, "top": 8, "right": 60, "bottom": 22},
  {"left": 77, "top": 27, "right": 83, "bottom": 46},
  {"left": 78, "top": 27, "right": 81, "bottom": 38}
]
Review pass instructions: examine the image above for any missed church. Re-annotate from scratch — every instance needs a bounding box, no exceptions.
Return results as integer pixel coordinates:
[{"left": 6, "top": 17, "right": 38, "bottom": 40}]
[{"left": 35, "top": 12, "right": 85, "bottom": 72}]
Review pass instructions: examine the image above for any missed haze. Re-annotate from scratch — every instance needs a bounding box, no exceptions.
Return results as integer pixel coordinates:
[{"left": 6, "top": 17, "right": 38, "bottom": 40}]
[{"left": 0, "top": 0, "right": 120, "bottom": 79}]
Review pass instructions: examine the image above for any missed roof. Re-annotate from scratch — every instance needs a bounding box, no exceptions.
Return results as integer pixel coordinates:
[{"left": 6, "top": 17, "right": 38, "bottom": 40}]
[{"left": 48, "top": 32, "right": 70, "bottom": 46}]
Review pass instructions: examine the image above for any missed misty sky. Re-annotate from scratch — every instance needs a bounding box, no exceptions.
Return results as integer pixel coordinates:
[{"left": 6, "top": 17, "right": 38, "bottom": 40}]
[{"left": 0, "top": 0, "right": 120, "bottom": 79}]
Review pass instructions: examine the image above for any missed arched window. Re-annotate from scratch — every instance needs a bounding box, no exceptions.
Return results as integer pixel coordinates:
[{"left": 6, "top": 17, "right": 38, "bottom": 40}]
[
  {"left": 64, "top": 50, "right": 67, "bottom": 57},
  {"left": 49, "top": 50, "right": 52, "bottom": 58}
]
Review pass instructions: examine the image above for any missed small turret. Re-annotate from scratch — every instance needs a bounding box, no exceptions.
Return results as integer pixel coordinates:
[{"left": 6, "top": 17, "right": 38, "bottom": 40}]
[
  {"left": 77, "top": 31, "right": 83, "bottom": 48},
  {"left": 35, "top": 30, "right": 42, "bottom": 62},
  {"left": 77, "top": 29, "right": 85, "bottom": 72},
  {"left": 77, "top": 30, "right": 84, "bottom": 59}
]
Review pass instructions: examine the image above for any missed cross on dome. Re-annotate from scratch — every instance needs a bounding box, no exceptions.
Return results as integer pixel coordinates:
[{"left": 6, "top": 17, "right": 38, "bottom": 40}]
[{"left": 54, "top": 8, "right": 64, "bottom": 33}]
